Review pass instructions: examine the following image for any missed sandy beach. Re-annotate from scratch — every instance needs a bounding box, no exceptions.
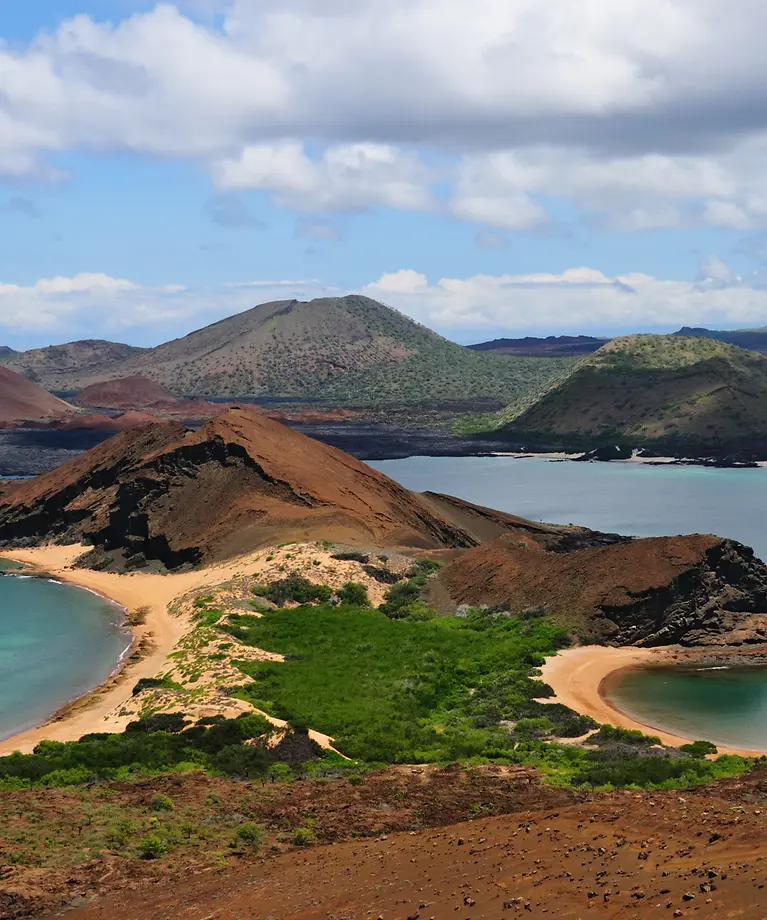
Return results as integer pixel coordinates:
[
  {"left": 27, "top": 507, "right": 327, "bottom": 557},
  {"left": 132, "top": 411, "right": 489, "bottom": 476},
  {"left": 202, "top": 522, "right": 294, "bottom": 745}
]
[
  {"left": 0, "top": 544, "right": 288, "bottom": 755},
  {"left": 540, "top": 645, "right": 767, "bottom": 757},
  {"left": 0, "top": 542, "right": 390, "bottom": 756}
]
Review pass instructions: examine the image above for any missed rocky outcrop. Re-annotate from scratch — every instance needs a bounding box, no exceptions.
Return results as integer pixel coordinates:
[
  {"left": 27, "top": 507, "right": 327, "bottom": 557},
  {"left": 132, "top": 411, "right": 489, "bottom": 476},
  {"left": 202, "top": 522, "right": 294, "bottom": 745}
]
[
  {"left": 0, "top": 407, "right": 541, "bottom": 570},
  {"left": 439, "top": 533, "right": 767, "bottom": 647}
]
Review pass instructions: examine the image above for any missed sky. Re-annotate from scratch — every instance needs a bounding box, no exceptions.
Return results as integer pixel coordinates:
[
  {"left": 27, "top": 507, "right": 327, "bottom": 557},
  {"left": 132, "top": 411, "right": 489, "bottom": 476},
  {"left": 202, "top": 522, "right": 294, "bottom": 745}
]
[{"left": 5, "top": 2, "right": 767, "bottom": 349}]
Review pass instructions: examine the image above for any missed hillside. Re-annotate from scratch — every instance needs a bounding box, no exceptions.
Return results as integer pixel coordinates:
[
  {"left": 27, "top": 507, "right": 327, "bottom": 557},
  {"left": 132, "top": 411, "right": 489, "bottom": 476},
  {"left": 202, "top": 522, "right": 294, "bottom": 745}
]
[
  {"left": 496, "top": 334, "right": 767, "bottom": 448},
  {"left": 3, "top": 340, "right": 147, "bottom": 389},
  {"left": 675, "top": 325, "right": 767, "bottom": 353},
  {"left": 438, "top": 531, "right": 767, "bottom": 646},
  {"left": 0, "top": 346, "right": 16, "bottom": 359},
  {"left": 0, "top": 406, "right": 568, "bottom": 569},
  {"left": 72, "top": 376, "right": 178, "bottom": 409},
  {"left": 468, "top": 334, "right": 607, "bottom": 357},
  {"left": 35, "top": 296, "right": 573, "bottom": 403},
  {"left": 0, "top": 367, "right": 75, "bottom": 426}
]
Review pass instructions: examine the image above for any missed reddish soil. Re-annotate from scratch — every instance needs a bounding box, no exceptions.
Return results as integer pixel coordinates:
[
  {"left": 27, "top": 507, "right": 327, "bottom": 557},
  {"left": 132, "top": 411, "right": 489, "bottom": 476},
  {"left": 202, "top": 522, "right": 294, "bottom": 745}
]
[
  {"left": 0, "top": 407, "right": 571, "bottom": 567},
  {"left": 72, "top": 376, "right": 179, "bottom": 410},
  {"left": 0, "top": 367, "right": 74, "bottom": 426},
  {"left": 23, "top": 765, "right": 767, "bottom": 920},
  {"left": 438, "top": 534, "right": 767, "bottom": 646}
]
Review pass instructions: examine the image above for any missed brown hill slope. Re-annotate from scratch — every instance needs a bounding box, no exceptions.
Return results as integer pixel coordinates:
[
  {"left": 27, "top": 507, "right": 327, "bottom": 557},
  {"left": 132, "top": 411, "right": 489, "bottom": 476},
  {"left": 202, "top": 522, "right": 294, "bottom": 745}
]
[
  {"left": 439, "top": 532, "right": 767, "bottom": 646},
  {"left": 37, "top": 295, "right": 572, "bottom": 403},
  {"left": 0, "top": 406, "right": 553, "bottom": 569},
  {"left": 4, "top": 340, "right": 146, "bottom": 389},
  {"left": 497, "top": 334, "right": 767, "bottom": 447},
  {"left": 72, "top": 376, "right": 179, "bottom": 409},
  {"left": 0, "top": 367, "right": 74, "bottom": 425}
]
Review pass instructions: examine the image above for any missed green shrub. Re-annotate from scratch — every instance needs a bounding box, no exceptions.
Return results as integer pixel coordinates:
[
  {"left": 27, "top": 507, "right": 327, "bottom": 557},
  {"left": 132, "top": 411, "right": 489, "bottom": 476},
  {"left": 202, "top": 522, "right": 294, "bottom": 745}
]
[
  {"left": 138, "top": 834, "right": 167, "bottom": 860},
  {"left": 679, "top": 740, "right": 719, "bottom": 758},
  {"left": 331, "top": 551, "right": 369, "bottom": 563},
  {"left": 253, "top": 577, "right": 334, "bottom": 607},
  {"left": 235, "top": 822, "right": 264, "bottom": 848},
  {"left": 337, "top": 582, "right": 370, "bottom": 606},
  {"left": 293, "top": 826, "right": 316, "bottom": 846},
  {"left": 150, "top": 794, "right": 174, "bottom": 812}
]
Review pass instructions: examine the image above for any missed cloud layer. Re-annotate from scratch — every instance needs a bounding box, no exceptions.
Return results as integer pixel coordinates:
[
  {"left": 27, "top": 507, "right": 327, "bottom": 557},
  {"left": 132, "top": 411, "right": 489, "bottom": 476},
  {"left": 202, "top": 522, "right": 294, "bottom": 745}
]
[
  {"left": 4, "top": 260, "right": 767, "bottom": 346},
  {"left": 6, "top": 2, "right": 767, "bottom": 229}
]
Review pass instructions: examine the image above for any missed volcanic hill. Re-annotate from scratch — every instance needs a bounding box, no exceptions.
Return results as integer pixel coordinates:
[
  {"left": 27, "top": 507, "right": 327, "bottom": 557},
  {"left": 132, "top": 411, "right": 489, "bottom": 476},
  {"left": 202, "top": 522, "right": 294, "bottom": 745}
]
[
  {"left": 26, "top": 295, "right": 573, "bottom": 403},
  {"left": 72, "top": 376, "right": 179, "bottom": 410},
  {"left": 0, "top": 366, "right": 75, "bottom": 426},
  {"left": 0, "top": 406, "right": 577, "bottom": 569},
  {"left": 4, "top": 340, "right": 147, "bottom": 390},
  {"left": 495, "top": 334, "right": 767, "bottom": 451},
  {"left": 438, "top": 531, "right": 767, "bottom": 646}
]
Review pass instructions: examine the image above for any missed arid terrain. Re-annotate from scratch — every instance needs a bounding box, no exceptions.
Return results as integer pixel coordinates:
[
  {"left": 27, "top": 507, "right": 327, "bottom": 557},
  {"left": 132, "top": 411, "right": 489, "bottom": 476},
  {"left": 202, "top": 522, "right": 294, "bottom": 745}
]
[{"left": 6, "top": 764, "right": 764, "bottom": 920}]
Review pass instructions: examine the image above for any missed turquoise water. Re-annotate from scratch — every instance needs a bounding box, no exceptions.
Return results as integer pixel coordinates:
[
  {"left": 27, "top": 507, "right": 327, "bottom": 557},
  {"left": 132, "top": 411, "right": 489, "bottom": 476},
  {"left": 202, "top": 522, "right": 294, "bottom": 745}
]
[
  {"left": 372, "top": 456, "right": 767, "bottom": 560},
  {"left": 606, "top": 666, "right": 767, "bottom": 751},
  {"left": 0, "top": 573, "right": 130, "bottom": 742}
]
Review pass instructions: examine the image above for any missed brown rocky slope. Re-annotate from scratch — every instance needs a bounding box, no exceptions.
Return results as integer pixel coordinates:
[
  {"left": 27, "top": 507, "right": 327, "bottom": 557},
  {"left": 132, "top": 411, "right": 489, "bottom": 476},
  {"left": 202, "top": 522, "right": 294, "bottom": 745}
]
[
  {"left": 72, "top": 376, "right": 179, "bottom": 410},
  {"left": 0, "top": 367, "right": 75, "bottom": 426},
  {"left": 0, "top": 406, "right": 577, "bottom": 570},
  {"left": 439, "top": 532, "right": 767, "bottom": 646}
]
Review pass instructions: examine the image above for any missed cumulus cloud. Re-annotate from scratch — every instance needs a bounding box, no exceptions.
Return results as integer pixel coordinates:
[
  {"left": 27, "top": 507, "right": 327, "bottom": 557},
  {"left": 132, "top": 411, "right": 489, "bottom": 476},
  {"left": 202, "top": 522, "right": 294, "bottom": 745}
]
[
  {"left": 4, "top": 3, "right": 767, "bottom": 227},
  {"left": 4, "top": 260, "right": 767, "bottom": 346},
  {"left": 364, "top": 260, "right": 767, "bottom": 334},
  {"left": 0, "top": 273, "right": 337, "bottom": 343}
]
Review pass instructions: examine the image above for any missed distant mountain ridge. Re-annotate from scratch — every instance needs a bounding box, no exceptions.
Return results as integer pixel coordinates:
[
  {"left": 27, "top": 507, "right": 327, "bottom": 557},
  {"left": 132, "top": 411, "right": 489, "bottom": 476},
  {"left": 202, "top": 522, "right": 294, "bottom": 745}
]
[
  {"left": 9, "top": 295, "right": 574, "bottom": 406},
  {"left": 673, "top": 326, "right": 767, "bottom": 353},
  {"left": 468, "top": 335, "right": 607, "bottom": 357},
  {"left": 495, "top": 334, "right": 767, "bottom": 453},
  {"left": 3, "top": 340, "right": 147, "bottom": 389}
]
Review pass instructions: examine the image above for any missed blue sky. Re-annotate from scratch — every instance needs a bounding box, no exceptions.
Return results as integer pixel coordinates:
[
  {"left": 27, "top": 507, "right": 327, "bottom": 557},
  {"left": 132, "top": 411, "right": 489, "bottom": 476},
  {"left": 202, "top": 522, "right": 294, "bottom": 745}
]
[{"left": 3, "top": 1, "right": 767, "bottom": 349}]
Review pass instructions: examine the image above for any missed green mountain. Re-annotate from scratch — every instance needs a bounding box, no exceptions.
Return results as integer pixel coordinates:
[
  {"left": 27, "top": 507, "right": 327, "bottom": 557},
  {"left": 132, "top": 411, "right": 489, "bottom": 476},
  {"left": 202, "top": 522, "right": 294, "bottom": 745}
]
[
  {"left": 44, "top": 295, "right": 574, "bottom": 404},
  {"left": 495, "top": 334, "right": 767, "bottom": 447}
]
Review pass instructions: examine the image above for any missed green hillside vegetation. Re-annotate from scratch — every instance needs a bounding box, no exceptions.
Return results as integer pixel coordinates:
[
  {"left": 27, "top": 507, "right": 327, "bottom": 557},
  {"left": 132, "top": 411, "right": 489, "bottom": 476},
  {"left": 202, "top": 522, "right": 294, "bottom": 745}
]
[
  {"left": 32, "top": 295, "right": 574, "bottom": 403},
  {"left": 493, "top": 334, "right": 767, "bottom": 446}
]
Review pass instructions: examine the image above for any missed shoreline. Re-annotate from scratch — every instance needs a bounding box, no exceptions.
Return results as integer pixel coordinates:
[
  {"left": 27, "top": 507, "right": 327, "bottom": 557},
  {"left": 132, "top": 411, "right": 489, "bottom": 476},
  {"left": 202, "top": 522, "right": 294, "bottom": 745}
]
[
  {"left": 0, "top": 545, "right": 270, "bottom": 755},
  {"left": 539, "top": 646, "right": 767, "bottom": 757}
]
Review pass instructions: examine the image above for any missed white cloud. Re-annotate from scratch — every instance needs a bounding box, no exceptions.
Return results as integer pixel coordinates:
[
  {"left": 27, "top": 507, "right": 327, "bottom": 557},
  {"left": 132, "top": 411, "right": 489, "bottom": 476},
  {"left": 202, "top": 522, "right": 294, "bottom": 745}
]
[
  {"left": 5, "top": 3, "right": 767, "bottom": 227},
  {"left": 213, "top": 142, "right": 434, "bottom": 212},
  {"left": 4, "top": 260, "right": 767, "bottom": 345},
  {"left": 364, "top": 260, "right": 767, "bottom": 333}
]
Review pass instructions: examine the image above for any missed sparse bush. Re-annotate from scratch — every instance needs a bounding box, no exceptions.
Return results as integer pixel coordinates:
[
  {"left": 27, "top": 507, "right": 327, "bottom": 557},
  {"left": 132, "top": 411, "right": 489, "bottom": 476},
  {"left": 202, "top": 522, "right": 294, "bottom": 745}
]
[
  {"left": 680, "top": 740, "right": 718, "bottom": 758},
  {"left": 150, "top": 794, "right": 174, "bottom": 812},
  {"left": 234, "top": 822, "right": 264, "bottom": 848},
  {"left": 138, "top": 834, "right": 167, "bottom": 860},
  {"left": 337, "top": 582, "right": 370, "bottom": 606}
]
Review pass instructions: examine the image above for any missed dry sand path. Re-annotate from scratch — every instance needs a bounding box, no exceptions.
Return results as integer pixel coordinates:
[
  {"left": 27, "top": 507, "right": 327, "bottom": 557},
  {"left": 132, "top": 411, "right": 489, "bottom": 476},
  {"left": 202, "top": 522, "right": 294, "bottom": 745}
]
[
  {"left": 0, "top": 544, "right": 346, "bottom": 755},
  {"left": 540, "top": 645, "right": 767, "bottom": 756}
]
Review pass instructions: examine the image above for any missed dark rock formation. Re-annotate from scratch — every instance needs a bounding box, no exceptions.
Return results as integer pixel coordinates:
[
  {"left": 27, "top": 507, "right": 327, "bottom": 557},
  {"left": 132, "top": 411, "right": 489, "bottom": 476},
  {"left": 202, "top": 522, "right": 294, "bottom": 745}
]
[{"left": 439, "top": 533, "right": 767, "bottom": 647}]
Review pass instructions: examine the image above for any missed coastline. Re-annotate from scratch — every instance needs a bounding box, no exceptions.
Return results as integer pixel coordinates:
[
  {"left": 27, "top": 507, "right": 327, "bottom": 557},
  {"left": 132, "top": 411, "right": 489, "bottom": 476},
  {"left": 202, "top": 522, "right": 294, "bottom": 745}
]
[
  {"left": 539, "top": 645, "right": 767, "bottom": 757},
  {"left": 0, "top": 544, "right": 273, "bottom": 755}
]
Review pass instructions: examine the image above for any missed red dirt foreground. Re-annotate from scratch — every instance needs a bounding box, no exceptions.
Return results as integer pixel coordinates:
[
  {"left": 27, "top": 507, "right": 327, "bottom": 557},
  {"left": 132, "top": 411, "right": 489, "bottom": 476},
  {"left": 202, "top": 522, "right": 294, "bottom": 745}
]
[{"left": 41, "top": 766, "right": 767, "bottom": 920}]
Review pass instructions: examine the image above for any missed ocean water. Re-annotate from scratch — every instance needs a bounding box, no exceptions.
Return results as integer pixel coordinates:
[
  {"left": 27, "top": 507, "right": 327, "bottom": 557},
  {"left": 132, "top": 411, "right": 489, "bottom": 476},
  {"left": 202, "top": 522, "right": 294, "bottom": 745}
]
[
  {"left": 0, "top": 573, "right": 130, "bottom": 742},
  {"left": 371, "top": 456, "right": 767, "bottom": 560},
  {"left": 605, "top": 666, "right": 767, "bottom": 751},
  {"left": 372, "top": 456, "right": 767, "bottom": 749}
]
